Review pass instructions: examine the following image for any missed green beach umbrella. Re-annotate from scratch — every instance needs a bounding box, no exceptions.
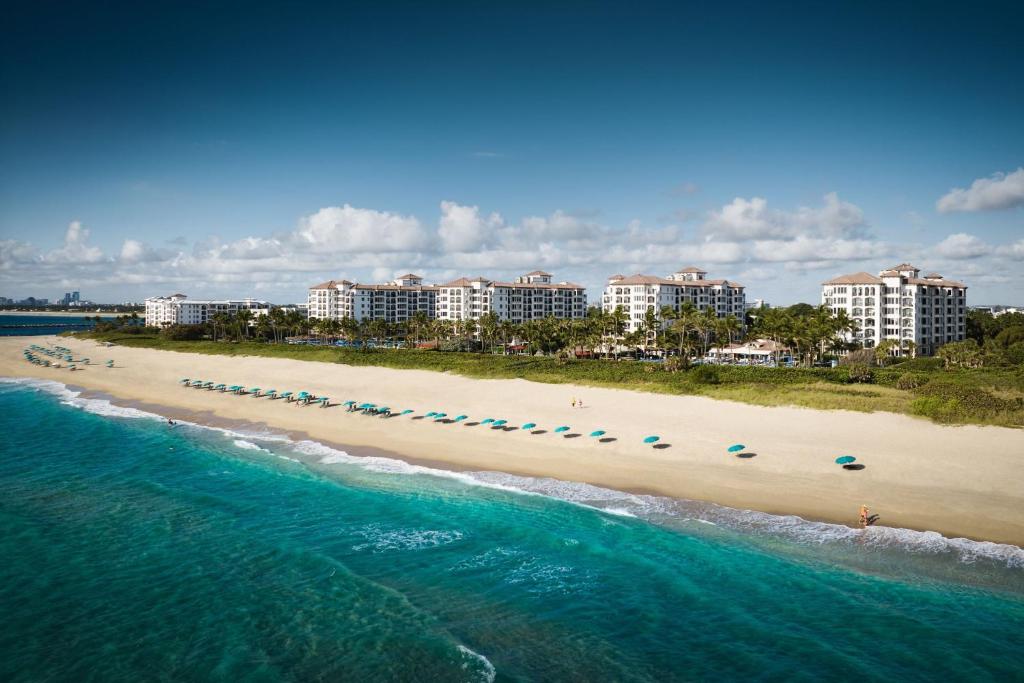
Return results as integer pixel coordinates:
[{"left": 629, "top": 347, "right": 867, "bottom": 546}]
[
  {"left": 454, "top": 415, "right": 468, "bottom": 421},
  {"left": 590, "top": 430, "right": 606, "bottom": 437},
  {"left": 481, "top": 418, "right": 495, "bottom": 424},
  {"left": 425, "top": 411, "right": 437, "bottom": 417},
  {"left": 554, "top": 426, "right": 570, "bottom": 433},
  {"left": 522, "top": 422, "right": 537, "bottom": 430},
  {"left": 400, "top": 409, "right": 414, "bottom": 415},
  {"left": 835, "top": 456, "right": 856, "bottom": 464},
  {"left": 492, "top": 419, "right": 507, "bottom": 426},
  {"left": 727, "top": 444, "right": 745, "bottom": 453},
  {"left": 643, "top": 436, "right": 660, "bottom": 444}
]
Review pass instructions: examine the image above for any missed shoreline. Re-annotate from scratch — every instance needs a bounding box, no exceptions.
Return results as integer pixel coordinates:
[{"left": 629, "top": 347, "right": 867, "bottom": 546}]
[{"left": 6, "top": 335, "right": 1024, "bottom": 545}]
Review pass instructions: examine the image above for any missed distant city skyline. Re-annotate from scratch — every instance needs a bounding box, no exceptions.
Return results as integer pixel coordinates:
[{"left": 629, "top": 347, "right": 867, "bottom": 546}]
[{"left": 2, "top": 2, "right": 1022, "bottom": 306}]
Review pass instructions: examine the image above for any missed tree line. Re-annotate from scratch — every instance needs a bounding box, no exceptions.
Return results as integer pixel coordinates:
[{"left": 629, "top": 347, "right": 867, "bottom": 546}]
[{"left": 139, "top": 302, "right": 877, "bottom": 367}]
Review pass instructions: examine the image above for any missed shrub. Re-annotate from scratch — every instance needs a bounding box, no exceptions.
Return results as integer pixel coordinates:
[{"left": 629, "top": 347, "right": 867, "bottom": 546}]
[
  {"left": 159, "top": 324, "right": 206, "bottom": 341},
  {"left": 839, "top": 348, "right": 876, "bottom": 367},
  {"left": 910, "top": 396, "right": 955, "bottom": 420},
  {"left": 845, "top": 363, "right": 874, "bottom": 383},
  {"left": 690, "top": 364, "right": 720, "bottom": 385},
  {"left": 896, "top": 372, "right": 924, "bottom": 390},
  {"left": 915, "top": 380, "right": 1022, "bottom": 422},
  {"left": 663, "top": 356, "right": 687, "bottom": 373}
]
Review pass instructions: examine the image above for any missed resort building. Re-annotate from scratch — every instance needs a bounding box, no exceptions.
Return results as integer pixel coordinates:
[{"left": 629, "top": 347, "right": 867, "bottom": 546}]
[
  {"left": 821, "top": 263, "right": 967, "bottom": 356},
  {"left": 435, "top": 271, "right": 587, "bottom": 322},
  {"left": 144, "top": 294, "right": 272, "bottom": 327},
  {"left": 307, "top": 274, "right": 437, "bottom": 323},
  {"left": 601, "top": 267, "right": 746, "bottom": 333}
]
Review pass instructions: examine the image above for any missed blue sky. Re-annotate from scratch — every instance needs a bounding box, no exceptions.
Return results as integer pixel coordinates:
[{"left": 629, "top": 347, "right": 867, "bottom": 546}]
[{"left": 2, "top": 1, "right": 1022, "bottom": 305}]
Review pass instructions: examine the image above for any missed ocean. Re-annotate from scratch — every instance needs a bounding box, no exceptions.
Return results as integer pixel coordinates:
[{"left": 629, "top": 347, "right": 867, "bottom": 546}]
[
  {"left": 0, "top": 314, "right": 103, "bottom": 337},
  {"left": 1, "top": 377, "right": 1021, "bottom": 681}
]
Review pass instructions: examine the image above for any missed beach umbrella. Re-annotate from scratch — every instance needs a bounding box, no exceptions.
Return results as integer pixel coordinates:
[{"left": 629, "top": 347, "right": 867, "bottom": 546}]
[
  {"left": 727, "top": 444, "right": 745, "bottom": 453},
  {"left": 492, "top": 419, "right": 507, "bottom": 426},
  {"left": 554, "top": 426, "right": 570, "bottom": 433},
  {"left": 342, "top": 400, "right": 355, "bottom": 406},
  {"left": 180, "top": 378, "right": 190, "bottom": 384},
  {"left": 522, "top": 422, "right": 537, "bottom": 430},
  {"left": 643, "top": 435, "right": 660, "bottom": 444},
  {"left": 425, "top": 411, "right": 437, "bottom": 417},
  {"left": 434, "top": 412, "right": 448, "bottom": 420},
  {"left": 454, "top": 415, "right": 468, "bottom": 421},
  {"left": 481, "top": 418, "right": 495, "bottom": 424},
  {"left": 835, "top": 456, "right": 856, "bottom": 465},
  {"left": 400, "top": 409, "right": 414, "bottom": 415},
  {"left": 590, "top": 430, "right": 606, "bottom": 437}
]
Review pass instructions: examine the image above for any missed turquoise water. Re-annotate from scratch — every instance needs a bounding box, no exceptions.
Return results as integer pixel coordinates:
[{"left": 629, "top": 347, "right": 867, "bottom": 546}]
[
  {"left": 1, "top": 379, "right": 1022, "bottom": 681},
  {"left": 0, "top": 314, "right": 101, "bottom": 336}
]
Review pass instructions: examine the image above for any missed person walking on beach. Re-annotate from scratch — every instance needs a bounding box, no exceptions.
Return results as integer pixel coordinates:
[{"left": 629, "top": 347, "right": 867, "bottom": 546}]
[
  {"left": 859, "top": 504, "right": 879, "bottom": 528},
  {"left": 571, "top": 397, "right": 577, "bottom": 408}
]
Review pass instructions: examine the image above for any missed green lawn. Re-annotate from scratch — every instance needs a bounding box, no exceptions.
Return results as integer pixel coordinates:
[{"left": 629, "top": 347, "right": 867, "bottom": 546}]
[{"left": 77, "top": 332, "right": 1024, "bottom": 427}]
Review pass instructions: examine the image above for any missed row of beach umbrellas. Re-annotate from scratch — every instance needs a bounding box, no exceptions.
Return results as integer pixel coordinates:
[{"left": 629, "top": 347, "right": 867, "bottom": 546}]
[{"left": 175, "top": 379, "right": 863, "bottom": 465}]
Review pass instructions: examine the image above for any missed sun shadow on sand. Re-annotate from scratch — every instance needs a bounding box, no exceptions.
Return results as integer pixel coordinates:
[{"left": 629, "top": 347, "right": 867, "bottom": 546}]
[
  {"left": 843, "top": 463, "right": 866, "bottom": 470},
  {"left": 464, "top": 422, "right": 480, "bottom": 427},
  {"left": 736, "top": 452, "right": 757, "bottom": 459},
  {"left": 503, "top": 426, "right": 519, "bottom": 432},
  {"left": 598, "top": 437, "right": 617, "bottom": 443},
  {"left": 652, "top": 443, "right": 672, "bottom": 450},
  {"left": 531, "top": 429, "right": 547, "bottom": 435},
  {"left": 563, "top": 433, "right": 582, "bottom": 439},
  {"left": 411, "top": 416, "right": 426, "bottom": 420}
]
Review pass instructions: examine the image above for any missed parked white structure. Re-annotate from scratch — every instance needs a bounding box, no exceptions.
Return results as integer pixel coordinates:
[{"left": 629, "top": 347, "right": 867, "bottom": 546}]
[
  {"left": 307, "top": 274, "right": 437, "bottom": 323},
  {"left": 436, "top": 271, "right": 587, "bottom": 322},
  {"left": 601, "top": 267, "right": 746, "bottom": 333},
  {"left": 822, "top": 263, "right": 967, "bottom": 356},
  {"left": 144, "top": 294, "right": 272, "bottom": 327}
]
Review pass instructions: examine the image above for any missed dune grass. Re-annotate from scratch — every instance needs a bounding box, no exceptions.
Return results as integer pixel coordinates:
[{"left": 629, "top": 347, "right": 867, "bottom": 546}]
[{"left": 76, "top": 331, "right": 1024, "bottom": 427}]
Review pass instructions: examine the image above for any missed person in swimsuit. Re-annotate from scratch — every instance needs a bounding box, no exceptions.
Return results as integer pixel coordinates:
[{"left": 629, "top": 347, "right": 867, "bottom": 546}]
[{"left": 859, "top": 505, "right": 879, "bottom": 527}]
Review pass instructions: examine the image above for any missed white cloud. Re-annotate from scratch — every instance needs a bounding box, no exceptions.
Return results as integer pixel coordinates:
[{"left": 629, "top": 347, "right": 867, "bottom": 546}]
[
  {"left": 936, "top": 168, "right": 1024, "bottom": 213},
  {"left": 704, "top": 192, "right": 866, "bottom": 241},
  {"left": 294, "top": 204, "right": 427, "bottom": 252},
  {"left": 45, "top": 221, "right": 104, "bottom": 264},
  {"left": 438, "top": 201, "right": 503, "bottom": 252},
  {"left": 934, "top": 233, "right": 991, "bottom": 259},
  {"left": 996, "top": 239, "right": 1024, "bottom": 260}
]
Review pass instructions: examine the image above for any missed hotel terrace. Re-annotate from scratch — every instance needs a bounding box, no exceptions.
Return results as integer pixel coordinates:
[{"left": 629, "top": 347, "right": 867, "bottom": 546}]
[
  {"left": 821, "top": 263, "right": 967, "bottom": 356},
  {"left": 308, "top": 271, "right": 587, "bottom": 324},
  {"left": 601, "top": 267, "right": 746, "bottom": 333}
]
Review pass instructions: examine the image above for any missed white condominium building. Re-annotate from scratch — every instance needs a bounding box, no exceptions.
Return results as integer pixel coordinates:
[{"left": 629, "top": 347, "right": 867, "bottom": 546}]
[
  {"left": 601, "top": 267, "right": 746, "bottom": 333},
  {"left": 822, "top": 263, "right": 966, "bottom": 356},
  {"left": 307, "top": 274, "right": 437, "bottom": 323},
  {"left": 436, "top": 271, "right": 587, "bottom": 322},
  {"left": 144, "top": 294, "right": 272, "bottom": 327}
]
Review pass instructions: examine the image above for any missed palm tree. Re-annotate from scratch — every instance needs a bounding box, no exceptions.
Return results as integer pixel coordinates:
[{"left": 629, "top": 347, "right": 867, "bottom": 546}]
[
  {"left": 235, "top": 309, "right": 254, "bottom": 340},
  {"left": 478, "top": 311, "right": 500, "bottom": 354}
]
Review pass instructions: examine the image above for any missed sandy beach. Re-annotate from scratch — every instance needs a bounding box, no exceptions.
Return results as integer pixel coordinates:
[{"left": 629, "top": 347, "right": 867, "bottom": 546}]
[{"left": 5, "top": 335, "right": 1024, "bottom": 545}]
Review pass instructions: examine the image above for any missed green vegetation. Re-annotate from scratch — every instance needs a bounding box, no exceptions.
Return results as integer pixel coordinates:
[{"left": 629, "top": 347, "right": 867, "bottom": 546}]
[{"left": 77, "top": 327, "right": 1024, "bottom": 427}]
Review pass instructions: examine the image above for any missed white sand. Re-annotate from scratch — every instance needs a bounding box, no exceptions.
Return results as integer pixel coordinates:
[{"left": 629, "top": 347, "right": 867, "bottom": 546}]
[{"left": 5, "top": 336, "right": 1024, "bottom": 545}]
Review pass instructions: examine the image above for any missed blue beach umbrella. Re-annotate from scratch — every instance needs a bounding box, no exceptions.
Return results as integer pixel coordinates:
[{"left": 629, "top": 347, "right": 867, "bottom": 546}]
[
  {"left": 400, "top": 409, "right": 414, "bottom": 415},
  {"left": 434, "top": 412, "right": 447, "bottom": 420},
  {"left": 492, "top": 419, "right": 507, "bottom": 426},
  {"left": 727, "top": 444, "right": 745, "bottom": 453},
  {"left": 454, "top": 415, "right": 468, "bottom": 421},
  {"left": 425, "top": 411, "right": 437, "bottom": 417},
  {"left": 554, "top": 426, "right": 570, "bottom": 433},
  {"left": 481, "top": 418, "right": 495, "bottom": 424},
  {"left": 643, "top": 436, "right": 660, "bottom": 444},
  {"left": 835, "top": 456, "right": 856, "bottom": 465},
  {"left": 522, "top": 422, "right": 537, "bottom": 430},
  {"left": 590, "top": 430, "right": 606, "bottom": 437}
]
